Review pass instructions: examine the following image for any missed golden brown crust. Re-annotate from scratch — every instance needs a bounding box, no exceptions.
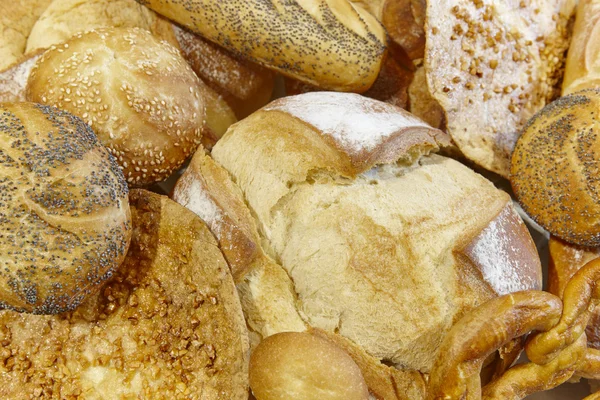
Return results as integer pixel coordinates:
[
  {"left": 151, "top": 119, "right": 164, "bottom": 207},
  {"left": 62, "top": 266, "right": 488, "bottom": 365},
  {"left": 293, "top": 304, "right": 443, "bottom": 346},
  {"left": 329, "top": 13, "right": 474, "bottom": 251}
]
[
  {"left": 0, "top": 0, "right": 52, "bottom": 71},
  {"left": 174, "top": 26, "right": 275, "bottom": 119},
  {"left": 563, "top": 0, "right": 600, "bottom": 95},
  {"left": 27, "top": 27, "right": 206, "bottom": 187},
  {"left": 511, "top": 89, "right": 600, "bottom": 247},
  {"left": 0, "top": 102, "right": 131, "bottom": 314},
  {"left": 382, "top": 0, "right": 426, "bottom": 62},
  {"left": 425, "top": 0, "right": 573, "bottom": 177},
  {"left": 139, "top": 0, "right": 387, "bottom": 92},
  {"left": 0, "top": 189, "right": 249, "bottom": 399},
  {"left": 249, "top": 332, "right": 368, "bottom": 400}
]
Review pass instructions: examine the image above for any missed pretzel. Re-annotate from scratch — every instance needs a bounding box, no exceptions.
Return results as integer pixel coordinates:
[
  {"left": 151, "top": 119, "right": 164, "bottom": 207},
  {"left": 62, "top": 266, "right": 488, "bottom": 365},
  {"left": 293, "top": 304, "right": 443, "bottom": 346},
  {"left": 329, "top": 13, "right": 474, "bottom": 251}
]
[
  {"left": 427, "top": 291, "right": 563, "bottom": 400},
  {"left": 526, "top": 259, "right": 600, "bottom": 365},
  {"left": 584, "top": 391, "right": 600, "bottom": 400},
  {"left": 576, "top": 347, "right": 600, "bottom": 380}
]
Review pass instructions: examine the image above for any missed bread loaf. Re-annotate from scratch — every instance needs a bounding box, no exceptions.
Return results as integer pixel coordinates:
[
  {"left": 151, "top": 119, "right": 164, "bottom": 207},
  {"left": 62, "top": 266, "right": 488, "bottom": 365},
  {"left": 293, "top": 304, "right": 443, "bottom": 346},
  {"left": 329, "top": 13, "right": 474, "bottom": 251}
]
[
  {"left": 27, "top": 27, "right": 206, "bottom": 186},
  {"left": 176, "top": 92, "right": 542, "bottom": 375},
  {"left": 0, "top": 51, "right": 42, "bottom": 103},
  {"left": 0, "top": 102, "right": 131, "bottom": 314},
  {"left": 0, "top": 0, "right": 52, "bottom": 70},
  {"left": 138, "top": 0, "right": 387, "bottom": 92},
  {"left": 563, "top": 0, "right": 600, "bottom": 94},
  {"left": 25, "top": 0, "right": 179, "bottom": 52},
  {"left": 249, "top": 332, "right": 369, "bottom": 400},
  {"left": 512, "top": 89, "right": 600, "bottom": 247},
  {"left": 425, "top": 0, "right": 573, "bottom": 177},
  {"left": 0, "top": 189, "right": 249, "bottom": 398}
]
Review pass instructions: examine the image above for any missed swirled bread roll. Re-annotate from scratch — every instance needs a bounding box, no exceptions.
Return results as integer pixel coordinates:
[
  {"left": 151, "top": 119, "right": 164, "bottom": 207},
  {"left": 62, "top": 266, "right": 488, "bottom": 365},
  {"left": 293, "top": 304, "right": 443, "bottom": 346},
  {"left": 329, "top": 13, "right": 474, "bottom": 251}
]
[
  {"left": 512, "top": 89, "right": 600, "bottom": 247},
  {"left": 0, "top": 189, "right": 249, "bottom": 399},
  {"left": 25, "top": 0, "right": 179, "bottom": 53},
  {"left": 0, "top": 102, "right": 131, "bottom": 314},
  {"left": 138, "top": 0, "right": 387, "bottom": 92},
  {"left": 27, "top": 27, "right": 206, "bottom": 186},
  {"left": 0, "top": 0, "right": 52, "bottom": 71},
  {"left": 425, "top": 0, "right": 573, "bottom": 177},
  {"left": 176, "top": 92, "right": 542, "bottom": 374}
]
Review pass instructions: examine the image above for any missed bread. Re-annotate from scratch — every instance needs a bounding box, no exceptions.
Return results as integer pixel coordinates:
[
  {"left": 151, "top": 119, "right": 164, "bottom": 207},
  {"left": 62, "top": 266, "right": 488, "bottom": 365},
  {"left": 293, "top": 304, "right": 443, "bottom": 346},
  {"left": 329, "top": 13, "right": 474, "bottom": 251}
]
[
  {"left": 0, "top": 102, "right": 131, "bottom": 314},
  {"left": 139, "top": 0, "right": 387, "bottom": 92},
  {"left": 25, "top": 0, "right": 179, "bottom": 53},
  {"left": 408, "top": 65, "right": 445, "bottom": 129},
  {"left": 174, "top": 26, "right": 275, "bottom": 120},
  {"left": 563, "top": 0, "right": 600, "bottom": 95},
  {"left": 548, "top": 237, "right": 600, "bottom": 349},
  {"left": 512, "top": 89, "right": 600, "bottom": 247},
  {"left": 0, "top": 51, "right": 42, "bottom": 103},
  {"left": 0, "top": 0, "right": 52, "bottom": 71},
  {"left": 0, "top": 189, "right": 249, "bottom": 398},
  {"left": 175, "top": 92, "right": 542, "bottom": 376},
  {"left": 27, "top": 27, "right": 206, "bottom": 187},
  {"left": 425, "top": 0, "right": 574, "bottom": 177},
  {"left": 249, "top": 331, "right": 369, "bottom": 400}
]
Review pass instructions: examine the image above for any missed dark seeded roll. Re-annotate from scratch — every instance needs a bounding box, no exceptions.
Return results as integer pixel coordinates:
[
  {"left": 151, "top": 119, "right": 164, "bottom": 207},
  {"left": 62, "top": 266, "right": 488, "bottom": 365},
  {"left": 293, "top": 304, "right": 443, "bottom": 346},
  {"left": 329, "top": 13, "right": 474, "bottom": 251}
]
[
  {"left": 511, "top": 89, "right": 600, "bottom": 247},
  {"left": 0, "top": 102, "right": 131, "bottom": 314}
]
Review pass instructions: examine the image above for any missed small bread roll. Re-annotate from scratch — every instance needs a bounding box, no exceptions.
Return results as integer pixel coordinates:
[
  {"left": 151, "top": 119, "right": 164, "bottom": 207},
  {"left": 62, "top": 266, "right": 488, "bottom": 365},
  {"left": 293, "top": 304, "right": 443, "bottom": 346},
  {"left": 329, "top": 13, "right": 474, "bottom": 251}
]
[
  {"left": 0, "top": 102, "right": 131, "bottom": 314},
  {"left": 249, "top": 332, "right": 369, "bottom": 400},
  {"left": 512, "top": 89, "right": 600, "bottom": 247},
  {"left": 25, "top": 0, "right": 179, "bottom": 53},
  {"left": 0, "top": 0, "right": 52, "bottom": 71},
  {"left": 27, "top": 27, "right": 206, "bottom": 186}
]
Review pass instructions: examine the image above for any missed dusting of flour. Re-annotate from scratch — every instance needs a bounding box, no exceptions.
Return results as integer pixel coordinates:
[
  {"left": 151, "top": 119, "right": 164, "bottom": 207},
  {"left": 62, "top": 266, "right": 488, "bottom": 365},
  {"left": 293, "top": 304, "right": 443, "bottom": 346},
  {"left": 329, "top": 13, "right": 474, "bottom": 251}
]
[
  {"left": 0, "top": 55, "right": 39, "bottom": 102},
  {"left": 176, "top": 177, "right": 223, "bottom": 238},
  {"left": 470, "top": 205, "right": 538, "bottom": 295},
  {"left": 264, "top": 92, "right": 430, "bottom": 153}
]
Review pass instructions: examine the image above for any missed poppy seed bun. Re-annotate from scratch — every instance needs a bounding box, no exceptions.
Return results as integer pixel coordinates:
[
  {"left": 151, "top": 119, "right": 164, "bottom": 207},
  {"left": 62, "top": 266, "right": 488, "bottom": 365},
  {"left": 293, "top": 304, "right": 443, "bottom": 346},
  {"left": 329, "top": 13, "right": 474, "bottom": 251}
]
[
  {"left": 249, "top": 332, "right": 369, "bottom": 400},
  {"left": 27, "top": 27, "right": 206, "bottom": 186},
  {"left": 0, "top": 102, "right": 131, "bottom": 314},
  {"left": 511, "top": 89, "right": 600, "bottom": 247}
]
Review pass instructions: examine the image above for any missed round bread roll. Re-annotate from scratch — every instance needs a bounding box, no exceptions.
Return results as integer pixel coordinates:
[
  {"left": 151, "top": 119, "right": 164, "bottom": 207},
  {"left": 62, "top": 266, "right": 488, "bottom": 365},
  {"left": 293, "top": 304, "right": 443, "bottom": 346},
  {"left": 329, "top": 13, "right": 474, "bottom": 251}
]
[
  {"left": 249, "top": 332, "right": 369, "bottom": 400},
  {"left": 512, "top": 89, "right": 600, "bottom": 247},
  {"left": 25, "top": 0, "right": 179, "bottom": 53},
  {"left": 0, "top": 102, "right": 131, "bottom": 314},
  {"left": 27, "top": 27, "right": 205, "bottom": 186},
  {"left": 175, "top": 92, "right": 543, "bottom": 374}
]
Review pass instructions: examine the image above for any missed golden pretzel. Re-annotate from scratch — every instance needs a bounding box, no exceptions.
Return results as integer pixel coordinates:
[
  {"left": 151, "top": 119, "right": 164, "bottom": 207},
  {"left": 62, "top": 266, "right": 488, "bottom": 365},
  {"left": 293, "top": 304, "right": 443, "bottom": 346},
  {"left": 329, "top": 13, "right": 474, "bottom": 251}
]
[{"left": 427, "top": 291, "right": 563, "bottom": 400}]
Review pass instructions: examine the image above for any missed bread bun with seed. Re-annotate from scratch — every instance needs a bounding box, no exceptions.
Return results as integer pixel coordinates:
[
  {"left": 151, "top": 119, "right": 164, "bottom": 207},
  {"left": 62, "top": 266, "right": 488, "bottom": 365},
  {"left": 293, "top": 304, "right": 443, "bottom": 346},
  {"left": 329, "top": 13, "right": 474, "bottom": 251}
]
[
  {"left": 27, "top": 27, "right": 206, "bottom": 186},
  {"left": 0, "top": 102, "right": 131, "bottom": 314},
  {"left": 512, "top": 89, "right": 600, "bottom": 247}
]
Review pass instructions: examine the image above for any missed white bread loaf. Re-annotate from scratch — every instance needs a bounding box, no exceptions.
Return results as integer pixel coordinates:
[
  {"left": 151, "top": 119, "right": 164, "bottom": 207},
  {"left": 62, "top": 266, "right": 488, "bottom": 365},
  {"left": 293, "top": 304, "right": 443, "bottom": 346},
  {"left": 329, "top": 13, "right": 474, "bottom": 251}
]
[
  {"left": 0, "top": 102, "right": 131, "bottom": 314},
  {"left": 175, "top": 92, "right": 542, "bottom": 375}
]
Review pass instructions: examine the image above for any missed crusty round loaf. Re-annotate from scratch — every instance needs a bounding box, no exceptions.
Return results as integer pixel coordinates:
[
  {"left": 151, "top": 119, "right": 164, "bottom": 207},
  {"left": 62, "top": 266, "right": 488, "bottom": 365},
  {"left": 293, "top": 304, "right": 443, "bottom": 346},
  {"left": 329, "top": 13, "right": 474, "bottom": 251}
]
[
  {"left": 0, "top": 102, "right": 131, "bottom": 314},
  {"left": 249, "top": 332, "right": 368, "bottom": 400},
  {"left": 0, "top": 189, "right": 249, "bottom": 399},
  {"left": 27, "top": 27, "right": 205, "bottom": 187},
  {"left": 512, "top": 89, "right": 600, "bottom": 247},
  {"left": 26, "top": 0, "right": 179, "bottom": 53},
  {"left": 178, "top": 92, "right": 542, "bottom": 373}
]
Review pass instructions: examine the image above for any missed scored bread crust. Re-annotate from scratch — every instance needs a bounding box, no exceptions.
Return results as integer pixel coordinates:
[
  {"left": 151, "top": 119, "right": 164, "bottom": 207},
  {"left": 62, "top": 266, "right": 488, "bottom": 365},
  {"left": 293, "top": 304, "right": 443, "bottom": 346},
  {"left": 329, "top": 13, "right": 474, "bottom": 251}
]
[
  {"left": 0, "top": 190, "right": 249, "bottom": 399},
  {"left": 137, "top": 0, "right": 387, "bottom": 92},
  {"left": 176, "top": 92, "right": 541, "bottom": 376},
  {"left": 425, "top": 0, "right": 573, "bottom": 177}
]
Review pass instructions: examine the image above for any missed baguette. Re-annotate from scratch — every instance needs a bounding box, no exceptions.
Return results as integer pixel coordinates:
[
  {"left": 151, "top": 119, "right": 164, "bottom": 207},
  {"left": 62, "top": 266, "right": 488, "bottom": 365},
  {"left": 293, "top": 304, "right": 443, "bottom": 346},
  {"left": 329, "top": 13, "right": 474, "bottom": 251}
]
[{"left": 138, "top": 0, "right": 387, "bottom": 92}]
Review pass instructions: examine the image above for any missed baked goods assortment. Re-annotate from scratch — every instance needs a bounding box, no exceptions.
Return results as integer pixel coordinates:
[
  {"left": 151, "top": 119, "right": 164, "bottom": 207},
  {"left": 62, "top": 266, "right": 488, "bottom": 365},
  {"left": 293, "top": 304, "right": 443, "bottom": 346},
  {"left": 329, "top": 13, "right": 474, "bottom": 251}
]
[{"left": 2, "top": 0, "right": 600, "bottom": 399}]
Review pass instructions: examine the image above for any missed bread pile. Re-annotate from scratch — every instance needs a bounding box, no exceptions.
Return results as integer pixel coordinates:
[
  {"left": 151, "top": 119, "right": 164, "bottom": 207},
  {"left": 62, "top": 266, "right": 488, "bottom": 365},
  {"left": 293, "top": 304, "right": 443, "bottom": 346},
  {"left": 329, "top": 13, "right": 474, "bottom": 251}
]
[{"left": 2, "top": 0, "right": 600, "bottom": 399}]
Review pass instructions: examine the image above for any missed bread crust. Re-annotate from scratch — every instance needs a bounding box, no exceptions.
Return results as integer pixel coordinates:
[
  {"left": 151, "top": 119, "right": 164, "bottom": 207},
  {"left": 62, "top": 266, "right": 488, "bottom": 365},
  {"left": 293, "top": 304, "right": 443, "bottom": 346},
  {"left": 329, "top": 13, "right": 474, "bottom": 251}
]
[
  {"left": 0, "top": 189, "right": 249, "bottom": 399},
  {"left": 27, "top": 27, "right": 206, "bottom": 187},
  {"left": 0, "top": 102, "right": 131, "bottom": 314},
  {"left": 511, "top": 89, "right": 600, "bottom": 247},
  {"left": 138, "top": 0, "right": 387, "bottom": 92},
  {"left": 425, "top": 0, "right": 573, "bottom": 177}
]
